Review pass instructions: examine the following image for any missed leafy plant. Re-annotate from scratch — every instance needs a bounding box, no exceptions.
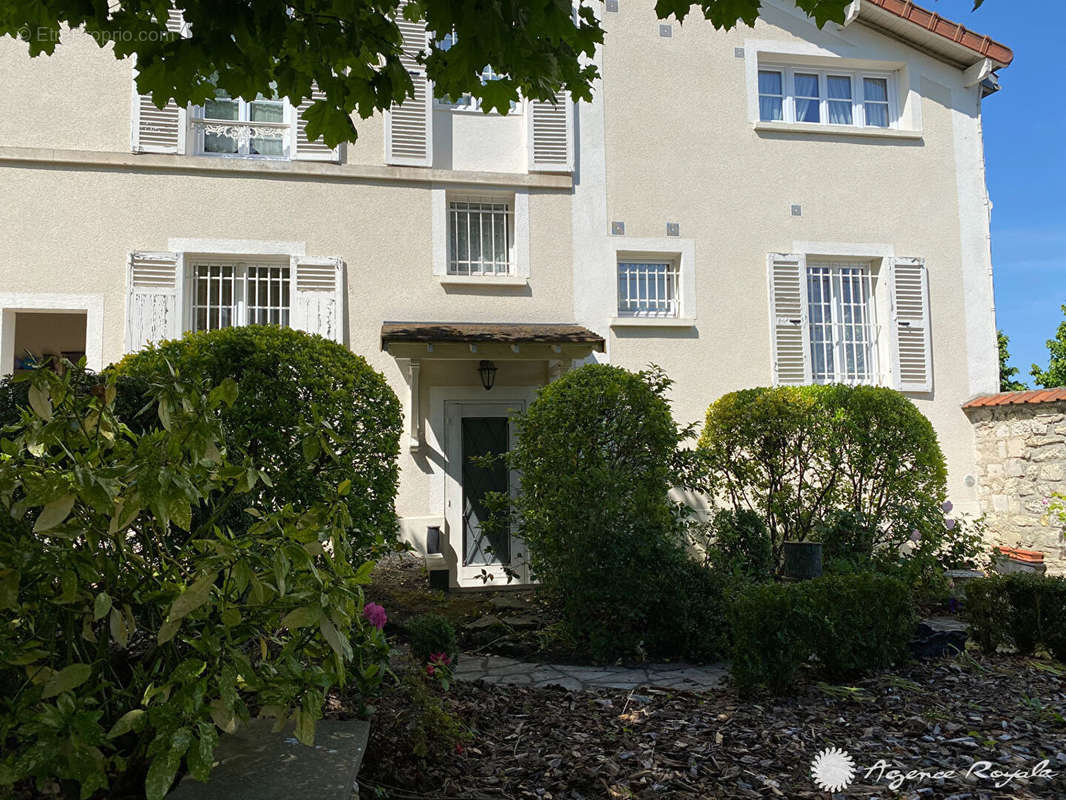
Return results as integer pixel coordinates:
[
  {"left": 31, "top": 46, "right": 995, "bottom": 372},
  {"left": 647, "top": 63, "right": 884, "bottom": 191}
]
[
  {"left": 505, "top": 364, "right": 714, "bottom": 663},
  {"left": 0, "top": 1, "right": 853, "bottom": 147},
  {"left": 0, "top": 364, "right": 392, "bottom": 799},
  {"left": 113, "top": 326, "right": 402, "bottom": 560},
  {"left": 730, "top": 573, "right": 916, "bottom": 695},
  {"left": 697, "top": 384, "right": 947, "bottom": 561},
  {"left": 405, "top": 613, "right": 458, "bottom": 665}
]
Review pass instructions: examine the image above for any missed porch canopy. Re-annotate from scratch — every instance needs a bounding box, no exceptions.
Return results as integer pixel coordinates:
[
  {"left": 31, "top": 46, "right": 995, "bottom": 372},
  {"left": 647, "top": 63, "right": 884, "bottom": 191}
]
[{"left": 380, "top": 321, "right": 605, "bottom": 360}]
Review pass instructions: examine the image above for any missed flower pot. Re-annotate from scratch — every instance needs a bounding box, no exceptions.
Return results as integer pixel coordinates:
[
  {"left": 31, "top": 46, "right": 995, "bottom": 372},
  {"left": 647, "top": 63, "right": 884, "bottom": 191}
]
[{"left": 782, "top": 541, "right": 823, "bottom": 580}]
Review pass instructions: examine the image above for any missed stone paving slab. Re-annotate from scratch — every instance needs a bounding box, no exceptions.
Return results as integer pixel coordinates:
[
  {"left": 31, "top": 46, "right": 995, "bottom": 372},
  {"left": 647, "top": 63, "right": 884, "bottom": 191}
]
[
  {"left": 455, "top": 653, "right": 727, "bottom": 692},
  {"left": 168, "top": 718, "right": 369, "bottom": 800}
]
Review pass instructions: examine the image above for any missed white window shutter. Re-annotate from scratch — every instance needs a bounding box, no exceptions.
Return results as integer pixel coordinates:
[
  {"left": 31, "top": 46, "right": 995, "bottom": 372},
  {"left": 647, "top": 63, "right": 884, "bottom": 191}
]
[
  {"left": 527, "top": 92, "right": 573, "bottom": 173},
  {"left": 395, "top": 0, "right": 429, "bottom": 71},
  {"left": 131, "top": 10, "right": 188, "bottom": 154},
  {"left": 294, "top": 86, "right": 341, "bottom": 162},
  {"left": 767, "top": 253, "right": 811, "bottom": 386},
  {"left": 890, "top": 257, "right": 932, "bottom": 393},
  {"left": 291, "top": 257, "right": 345, "bottom": 343},
  {"left": 385, "top": 72, "right": 433, "bottom": 166},
  {"left": 126, "top": 252, "right": 181, "bottom": 352}
]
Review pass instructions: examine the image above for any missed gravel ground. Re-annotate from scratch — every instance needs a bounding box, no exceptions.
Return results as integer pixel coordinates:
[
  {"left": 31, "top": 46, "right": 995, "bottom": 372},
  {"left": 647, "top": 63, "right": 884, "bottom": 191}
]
[{"left": 358, "top": 652, "right": 1066, "bottom": 799}]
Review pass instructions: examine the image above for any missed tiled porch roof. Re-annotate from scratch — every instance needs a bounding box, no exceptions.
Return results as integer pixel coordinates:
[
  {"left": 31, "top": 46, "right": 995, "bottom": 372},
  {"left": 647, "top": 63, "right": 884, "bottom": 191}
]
[
  {"left": 863, "top": 0, "right": 1013, "bottom": 69},
  {"left": 381, "top": 322, "right": 605, "bottom": 351},
  {"left": 963, "top": 388, "right": 1066, "bottom": 409}
]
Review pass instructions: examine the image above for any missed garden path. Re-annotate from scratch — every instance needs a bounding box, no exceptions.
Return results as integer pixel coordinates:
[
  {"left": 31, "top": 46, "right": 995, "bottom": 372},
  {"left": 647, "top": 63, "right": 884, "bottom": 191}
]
[{"left": 453, "top": 654, "right": 728, "bottom": 692}]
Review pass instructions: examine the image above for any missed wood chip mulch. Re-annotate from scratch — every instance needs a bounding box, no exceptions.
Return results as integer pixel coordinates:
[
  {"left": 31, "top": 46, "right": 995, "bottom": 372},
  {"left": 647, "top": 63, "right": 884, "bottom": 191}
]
[{"left": 358, "top": 653, "right": 1066, "bottom": 799}]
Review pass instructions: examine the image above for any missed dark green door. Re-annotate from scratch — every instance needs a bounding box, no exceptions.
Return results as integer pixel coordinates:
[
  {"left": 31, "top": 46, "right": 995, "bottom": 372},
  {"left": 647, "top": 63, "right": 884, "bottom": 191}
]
[{"left": 461, "top": 417, "right": 510, "bottom": 566}]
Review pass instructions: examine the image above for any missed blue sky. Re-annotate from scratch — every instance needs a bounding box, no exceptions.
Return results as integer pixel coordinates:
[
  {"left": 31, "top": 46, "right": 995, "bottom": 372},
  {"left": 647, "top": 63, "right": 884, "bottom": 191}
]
[{"left": 933, "top": 0, "right": 1065, "bottom": 385}]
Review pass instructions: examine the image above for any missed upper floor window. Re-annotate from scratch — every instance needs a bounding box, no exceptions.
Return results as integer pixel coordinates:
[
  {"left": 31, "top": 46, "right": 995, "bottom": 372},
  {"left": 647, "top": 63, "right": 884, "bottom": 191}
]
[
  {"left": 448, "top": 197, "right": 514, "bottom": 276},
  {"left": 617, "top": 260, "right": 680, "bottom": 318},
  {"left": 433, "top": 32, "right": 517, "bottom": 112},
  {"left": 806, "top": 262, "right": 877, "bottom": 384},
  {"left": 192, "top": 262, "right": 291, "bottom": 331},
  {"left": 194, "top": 89, "right": 292, "bottom": 159},
  {"left": 758, "top": 66, "right": 896, "bottom": 129}
]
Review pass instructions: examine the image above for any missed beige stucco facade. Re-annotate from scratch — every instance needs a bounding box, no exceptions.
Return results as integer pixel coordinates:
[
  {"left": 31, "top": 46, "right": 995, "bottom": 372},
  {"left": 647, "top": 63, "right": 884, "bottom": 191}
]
[{"left": 0, "top": 1, "right": 1012, "bottom": 584}]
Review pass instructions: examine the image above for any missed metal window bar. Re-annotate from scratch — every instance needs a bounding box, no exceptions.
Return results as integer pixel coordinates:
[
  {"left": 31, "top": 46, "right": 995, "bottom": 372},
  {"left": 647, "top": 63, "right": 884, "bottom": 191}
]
[
  {"left": 616, "top": 261, "right": 679, "bottom": 317},
  {"left": 448, "top": 200, "right": 512, "bottom": 275},
  {"left": 193, "top": 263, "right": 291, "bottom": 331},
  {"left": 806, "top": 263, "right": 876, "bottom": 384}
]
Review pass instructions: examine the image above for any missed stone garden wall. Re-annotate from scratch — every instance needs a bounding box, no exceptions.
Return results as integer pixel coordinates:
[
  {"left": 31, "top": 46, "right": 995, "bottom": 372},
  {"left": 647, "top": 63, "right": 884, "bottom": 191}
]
[{"left": 966, "top": 399, "right": 1066, "bottom": 575}]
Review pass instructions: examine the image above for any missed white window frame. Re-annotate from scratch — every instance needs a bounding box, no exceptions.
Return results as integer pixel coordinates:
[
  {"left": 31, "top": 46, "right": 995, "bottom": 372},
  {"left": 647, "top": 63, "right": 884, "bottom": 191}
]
[
  {"left": 757, "top": 64, "right": 899, "bottom": 130},
  {"left": 189, "top": 94, "right": 295, "bottom": 160},
  {"left": 609, "top": 238, "right": 696, "bottom": 329},
  {"left": 804, "top": 260, "right": 879, "bottom": 385},
  {"left": 432, "top": 32, "right": 521, "bottom": 114},
  {"left": 431, "top": 187, "right": 529, "bottom": 285},
  {"left": 186, "top": 259, "right": 293, "bottom": 332},
  {"left": 446, "top": 195, "right": 515, "bottom": 276},
  {"left": 0, "top": 294, "right": 105, "bottom": 376}
]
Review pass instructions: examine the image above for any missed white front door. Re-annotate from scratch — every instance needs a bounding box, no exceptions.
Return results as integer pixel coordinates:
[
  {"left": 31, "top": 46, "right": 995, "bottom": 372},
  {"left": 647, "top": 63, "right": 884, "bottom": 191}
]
[{"left": 444, "top": 399, "right": 529, "bottom": 587}]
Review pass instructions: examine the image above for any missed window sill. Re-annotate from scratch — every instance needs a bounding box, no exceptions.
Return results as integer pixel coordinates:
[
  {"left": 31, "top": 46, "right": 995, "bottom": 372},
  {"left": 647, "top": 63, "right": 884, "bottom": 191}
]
[
  {"left": 437, "top": 274, "right": 528, "bottom": 287},
  {"left": 610, "top": 317, "right": 695, "bottom": 329},
  {"left": 753, "top": 121, "right": 923, "bottom": 140}
]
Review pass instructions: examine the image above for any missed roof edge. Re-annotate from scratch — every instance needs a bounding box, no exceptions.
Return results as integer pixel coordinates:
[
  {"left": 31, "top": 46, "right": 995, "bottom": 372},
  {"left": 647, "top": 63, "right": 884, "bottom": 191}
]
[{"left": 963, "top": 389, "right": 1066, "bottom": 409}]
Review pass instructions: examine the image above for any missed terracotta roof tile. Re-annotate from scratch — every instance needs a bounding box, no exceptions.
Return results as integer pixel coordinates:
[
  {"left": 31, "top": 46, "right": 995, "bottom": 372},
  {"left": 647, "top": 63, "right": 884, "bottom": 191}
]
[
  {"left": 866, "top": 0, "right": 1013, "bottom": 67},
  {"left": 964, "top": 388, "right": 1066, "bottom": 409}
]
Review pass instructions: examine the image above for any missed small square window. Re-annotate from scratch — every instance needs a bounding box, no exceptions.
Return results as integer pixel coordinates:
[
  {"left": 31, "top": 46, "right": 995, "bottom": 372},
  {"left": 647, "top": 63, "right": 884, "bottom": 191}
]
[
  {"left": 192, "top": 263, "right": 290, "bottom": 331},
  {"left": 617, "top": 260, "right": 680, "bottom": 318}
]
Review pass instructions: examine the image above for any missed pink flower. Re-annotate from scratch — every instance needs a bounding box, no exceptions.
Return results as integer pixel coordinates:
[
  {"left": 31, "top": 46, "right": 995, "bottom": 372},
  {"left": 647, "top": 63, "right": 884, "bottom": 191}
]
[
  {"left": 426, "top": 663, "right": 436, "bottom": 676},
  {"left": 362, "top": 602, "right": 387, "bottom": 630},
  {"left": 910, "top": 529, "right": 921, "bottom": 542},
  {"left": 942, "top": 501, "right": 953, "bottom": 513},
  {"left": 429, "top": 652, "right": 452, "bottom": 666},
  {"left": 945, "top": 518, "right": 957, "bottom": 530}
]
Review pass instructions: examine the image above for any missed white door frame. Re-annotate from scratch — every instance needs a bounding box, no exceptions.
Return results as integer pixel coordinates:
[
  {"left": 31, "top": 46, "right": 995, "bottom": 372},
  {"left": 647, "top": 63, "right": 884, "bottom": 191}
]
[
  {"left": 438, "top": 388, "right": 534, "bottom": 587},
  {"left": 0, "top": 293, "right": 105, "bottom": 376}
]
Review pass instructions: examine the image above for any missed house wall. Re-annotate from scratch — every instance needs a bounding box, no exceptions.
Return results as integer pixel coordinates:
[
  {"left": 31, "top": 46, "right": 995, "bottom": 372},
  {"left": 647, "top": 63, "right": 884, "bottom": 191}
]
[
  {"left": 573, "top": 0, "right": 999, "bottom": 511},
  {"left": 966, "top": 402, "right": 1066, "bottom": 575}
]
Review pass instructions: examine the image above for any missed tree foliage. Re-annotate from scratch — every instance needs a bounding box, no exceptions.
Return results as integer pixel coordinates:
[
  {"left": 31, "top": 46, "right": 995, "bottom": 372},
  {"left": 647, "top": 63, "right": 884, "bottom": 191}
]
[
  {"left": 0, "top": 364, "right": 391, "bottom": 799},
  {"left": 696, "top": 384, "right": 948, "bottom": 559},
  {"left": 1030, "top": 304, "right": 1066, "bottom": 388},
  {"left": 0, "top": 0, "right": 851, "bottom": 147},
  {"left": 998, "top": 329, "right": 1026, "bottom": 391},
  {"left": 113, "top": 326, "right": 402, "bottom": 559}
]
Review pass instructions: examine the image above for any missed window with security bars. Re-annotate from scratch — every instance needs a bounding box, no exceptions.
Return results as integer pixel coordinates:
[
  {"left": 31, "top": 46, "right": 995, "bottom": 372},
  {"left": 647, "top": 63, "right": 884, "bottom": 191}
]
[
  {"left": 448, "top": 198, "right": 513, "bottom": 275},
  {"left": 617, "top": 261, "right": 680, "bottom": 317},
  {"left": 192, "top": 263, "right": 291, "bottom": 331},
  {"left": 806, "top": 263, "right": 876, "bottom": 384}
]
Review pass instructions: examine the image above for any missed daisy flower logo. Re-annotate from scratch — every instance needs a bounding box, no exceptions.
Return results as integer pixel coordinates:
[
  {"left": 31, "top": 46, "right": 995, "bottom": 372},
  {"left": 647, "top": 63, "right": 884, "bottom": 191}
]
[{"left": 811, "top": 747, "right": 856, "bottom": 792}]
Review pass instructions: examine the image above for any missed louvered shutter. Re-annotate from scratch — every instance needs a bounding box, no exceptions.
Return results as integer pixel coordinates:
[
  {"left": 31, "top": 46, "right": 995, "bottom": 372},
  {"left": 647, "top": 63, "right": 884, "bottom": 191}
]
[
  {"left": 131, "top": 10, "right": 187, "bottom": 154},
  {"left": 890, "top": 257, "right": 932, "bottom": 393},
  {"left": 126, "top": 252, "right": 181, "bottom": 352},
  {"left": 528, "top": 92, "right": 573, "bottom": 173},
  {"left": 385, "top": 74, "right": 433, "bottom": 166},
  {"left": 768, "top": 253, "right": 811, "bottom": 385},
  {"left": 294, "top": 87, "right": 341, "bottom": 162},
  {"left": 291, "top": 257, "right": 344, "bottom": 343},
  {"left": 385, "top": 1, "right": 432, "bottom": 166}
]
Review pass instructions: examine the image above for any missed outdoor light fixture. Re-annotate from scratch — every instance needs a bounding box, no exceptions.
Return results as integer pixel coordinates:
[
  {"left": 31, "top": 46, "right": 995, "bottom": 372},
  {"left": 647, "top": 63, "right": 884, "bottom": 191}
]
[{"left": 478, "top": 360, "right": 498, "bottom": 391}]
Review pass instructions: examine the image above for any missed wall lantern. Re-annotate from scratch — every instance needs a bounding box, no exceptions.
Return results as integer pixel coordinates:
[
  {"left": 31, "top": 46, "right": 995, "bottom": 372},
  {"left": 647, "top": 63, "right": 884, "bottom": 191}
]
[{"left": 478, "top": 360, "right": 498, "bottom": 391}]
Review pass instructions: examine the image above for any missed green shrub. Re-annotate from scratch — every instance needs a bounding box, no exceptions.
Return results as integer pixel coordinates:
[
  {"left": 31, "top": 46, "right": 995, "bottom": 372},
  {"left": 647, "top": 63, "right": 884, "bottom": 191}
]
[
  {"left": 644, "top": 554, "right": 734, "bottom": 663},
  {"left": 697, "top": 385, "right": 947, "bottom": 561},
  {"left": 113, "top": 326, "right": 402, "bottom": 557},
  {"left": 0, "top": 365, "right": 391, "bottom": 799},
  {"left": 406, "top": 613, "right": 458, "bottom": 663},
  {"left": 965, "top": 574, "right": 1066, "bottom": 658},
  {"left": 730, "top": 573, "right": 917, "bottom": 695},
  {"left": 699, "top": 509, "right": 775, "bottom": 580},
  {"left": 507, "top": 364, "right": 708, "bottom": 662}
]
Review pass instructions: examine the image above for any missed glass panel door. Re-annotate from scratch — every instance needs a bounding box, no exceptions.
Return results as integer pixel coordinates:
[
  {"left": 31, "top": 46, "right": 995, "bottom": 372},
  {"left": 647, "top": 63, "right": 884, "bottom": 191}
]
[{"left": 461, "top": 417, "right": 510, "bottom": 566}]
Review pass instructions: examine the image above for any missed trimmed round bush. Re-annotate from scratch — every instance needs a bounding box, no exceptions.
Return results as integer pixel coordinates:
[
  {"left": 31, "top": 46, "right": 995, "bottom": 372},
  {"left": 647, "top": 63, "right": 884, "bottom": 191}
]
[
  {"left": 698, "top": 384, "right": 947, "bottom": 560},
  {"left": 113, "top": 326, "right": 402, "bottom": 554},
  {"left": 508, "top": 364, "right": 709, "bottom": 662}
]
